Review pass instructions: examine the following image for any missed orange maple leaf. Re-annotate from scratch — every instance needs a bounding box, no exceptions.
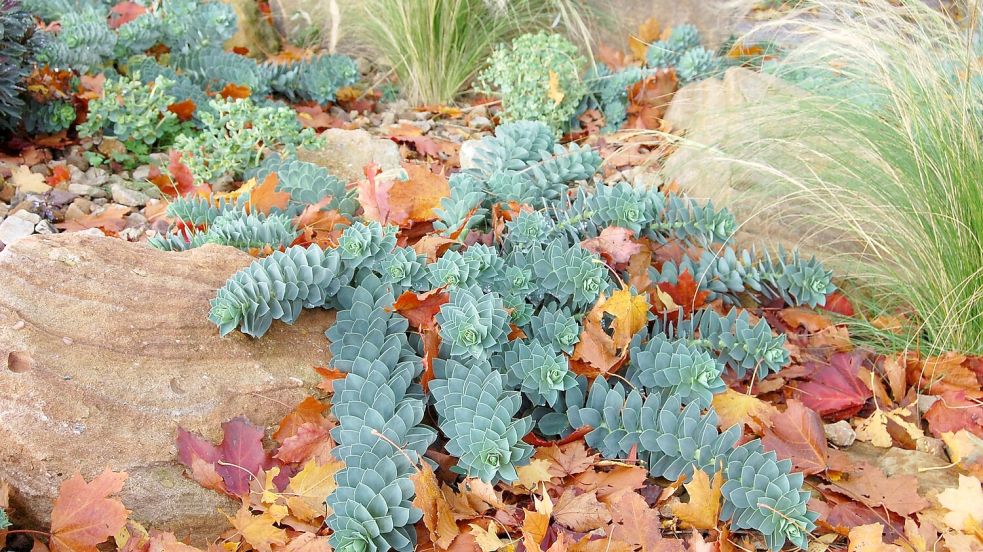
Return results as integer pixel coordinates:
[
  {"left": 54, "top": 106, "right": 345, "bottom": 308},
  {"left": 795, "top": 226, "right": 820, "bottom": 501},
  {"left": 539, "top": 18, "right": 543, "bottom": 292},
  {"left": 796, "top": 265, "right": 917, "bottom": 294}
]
[
  {"left": 50, "top": 469, "right": 129, "bottom": 552},
  {"left": 247, "top": 173, "right": 290, "bottom": 215},
  {"left": 220, "top": 83, "right": 252, "bottom": 100}
]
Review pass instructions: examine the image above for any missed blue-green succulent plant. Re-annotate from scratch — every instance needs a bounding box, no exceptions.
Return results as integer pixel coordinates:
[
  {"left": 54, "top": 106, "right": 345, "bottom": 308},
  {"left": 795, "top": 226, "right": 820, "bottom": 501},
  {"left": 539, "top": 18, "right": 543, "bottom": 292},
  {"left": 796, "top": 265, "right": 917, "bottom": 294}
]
[{"left": 435, "top": 284, "right": 510, "bottom": 360}]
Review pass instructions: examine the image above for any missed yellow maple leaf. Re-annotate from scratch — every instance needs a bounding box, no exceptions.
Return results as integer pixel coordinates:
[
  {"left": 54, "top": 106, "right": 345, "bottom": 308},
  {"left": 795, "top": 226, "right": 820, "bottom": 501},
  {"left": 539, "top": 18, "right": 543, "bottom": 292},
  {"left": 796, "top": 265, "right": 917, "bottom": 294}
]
[
  {"left": 672, "top": 470, "right": 723, "bottom": 530},
  {"left": 516, "top": 458, "right": 553, "bottom": 491},
  {"left": 228, "top": 505, "right": 288, "bottom": 552},
  {"left": 548, "top": 71, "right": 565, "bottom": 105},
  {"left": 285, "top": 459, "right": 342, "bottom": 522},
  {"left": 847, "top": 523, "right": 902, "bottom": 552},
  {"left": 853, "top": 408, "right": 924, "bottom": 448},
  {"left": 628, "top": 17, "right": 661, "bottom": 61},
  {"left": 711, "top": 388, "right": 777, "bottom": 433},
  {"left": 937, "top": 475, "right": 983, "bottom": 539},
  {"left": 941, "top": 430, "right": 983, "bottom": 477},
  {"left": 601, "top": 288, "right": 650, "bottom": 349},
  {"left": 469, "top": 521, "right": 510, "bottom": 552}
]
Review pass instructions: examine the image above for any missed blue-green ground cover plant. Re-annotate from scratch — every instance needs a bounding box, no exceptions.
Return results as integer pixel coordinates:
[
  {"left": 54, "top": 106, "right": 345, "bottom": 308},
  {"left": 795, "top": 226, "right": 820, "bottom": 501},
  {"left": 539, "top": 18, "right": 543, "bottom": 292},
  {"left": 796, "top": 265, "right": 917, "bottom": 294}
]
[{"left": 192, "top": 119, "right": 834, "bottom": 552}]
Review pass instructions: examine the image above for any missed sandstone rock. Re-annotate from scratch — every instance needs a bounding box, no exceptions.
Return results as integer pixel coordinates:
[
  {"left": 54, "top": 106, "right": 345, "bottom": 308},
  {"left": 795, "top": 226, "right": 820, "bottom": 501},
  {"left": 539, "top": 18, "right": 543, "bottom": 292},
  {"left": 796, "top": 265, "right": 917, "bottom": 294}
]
[
  {"left": 297, "top": 128, "right": 402, "bottom": 184},
  {"left": 0, "top": 233, "right": 335, "bottom": 540},
  {"left": 68, "top": 183, "right": 106, "bottom": 198}
]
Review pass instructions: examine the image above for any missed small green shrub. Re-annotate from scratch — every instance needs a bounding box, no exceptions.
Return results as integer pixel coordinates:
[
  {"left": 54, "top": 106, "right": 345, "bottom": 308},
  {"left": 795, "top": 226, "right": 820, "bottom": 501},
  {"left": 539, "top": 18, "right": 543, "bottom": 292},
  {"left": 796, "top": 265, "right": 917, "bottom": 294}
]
[
  {"left": 79, "top": 75, "right": 189, "bottom": 158},
  {"left": 171, "top": 97, "right": 321, "bottom": 182},
  {"left": 347, "top": 0, "right": 594, "bottom": 105},
  {"left": 478, "top": 31, "right": 587, "bottom": 134}
]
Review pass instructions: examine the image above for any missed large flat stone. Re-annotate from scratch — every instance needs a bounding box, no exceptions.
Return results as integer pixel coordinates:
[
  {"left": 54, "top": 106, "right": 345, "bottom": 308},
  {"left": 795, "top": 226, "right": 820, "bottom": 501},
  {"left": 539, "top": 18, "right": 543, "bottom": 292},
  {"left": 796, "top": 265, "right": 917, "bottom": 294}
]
[{"left": 0, "top": 233, "right": 334, "bottom": 540}]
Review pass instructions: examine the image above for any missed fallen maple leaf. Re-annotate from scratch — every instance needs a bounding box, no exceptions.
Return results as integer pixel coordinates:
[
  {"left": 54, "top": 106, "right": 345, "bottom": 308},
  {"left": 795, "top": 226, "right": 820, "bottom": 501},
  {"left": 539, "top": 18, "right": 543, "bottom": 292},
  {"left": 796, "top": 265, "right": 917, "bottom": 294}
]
[
  {"left": 56, "top": 204, "right": 131, "bottom": 233},
  {"left": 167, "top": 99, "right": 196, "bottom": 122},
  {"left": 285, "top": 458, "right": 342, "bottom": 522},
  {"left": 796, "top": 352, "right": 872, "bottom": 421},
  {"left": 671, "top": 470, "right": 723, "bottom": 530},
  {"left": 48, "top": 164, "right": 70, "bottom": 186},
  {"left": 924, "top": 390, "right": 983, "bottom": 439},
  {"left": 391, "top": 288, "right": 449, "bottom": 330},
  {"left": 281, "top": 533, "right": 332, "bottom": 552},
  {"left": 228, "top": 504, "right": 288, "bottom": 552},
  {"left": 761, "top": 399, "right": 828, "bottom": 475},
  {"left": 274, "top": 422, "right": 333, "bottom": 464},
  {"left": 273, "top": 396, "right": 326, "bottom": 443},
  {"left": 553, "top": 489, "right": 610, "bottom": 532},
  {"left": 176, "top": 416, "right": 271, "bottom": 497},
  {"left": 609, "top": 490, "right": 683, "bottom": 552},
  {"left": 847, "top": 523, "right": 902, "bottom": 552},
  {"left": 824, "top": 461, "right": 929, "bottom": 517},
  {"left": 108, "top": 1, "right": 146, "bottom": 28},
  {"left": 534, "top": 441, "right": 599, "bottom": 478},
  {"left": 247, "top": 173, "right": 290, "bottom": 215},
  {"left": 359, "top": 163, "right": 450, "bottom": 227},
  {"left": 220, "top": 82, "right": 251, "bottom": 100},
  {"left": 50, "top": 469, "right": 129, "bottom": 552},
  {"left": 581, "top": 227, "right": 641, "bottom": 268},
  {"left": 853, "top": 407, "right": 925, "bottom": 448},
  {"left": 11, "top": 164, "right": 47, "bottom": 191},
  {"left": 628, "top": 17, "right": 661, "bottom": 60},
  {"left": 469, "top": 521, "right": 510, "bottom": 552},
  {"left": 654, "top": 270, "right": 709, "bottom": 319},
  {"left": 626, "top": 71, "right": 677, "bottom": 130},
  {"left": 412, "top": 462, "right": 460, "bottom": 549},
  {"left": 711, "top": 388, "right": 777, "bottom": 434},
  {"left": 937, "top": 475, "right": 983, "bottom": 537},
  {"left": 941, "top": 429, "right": 983, "bottom": 477},
  {"left": 515, "top": 458, "right": 553, "bottom": 491}
]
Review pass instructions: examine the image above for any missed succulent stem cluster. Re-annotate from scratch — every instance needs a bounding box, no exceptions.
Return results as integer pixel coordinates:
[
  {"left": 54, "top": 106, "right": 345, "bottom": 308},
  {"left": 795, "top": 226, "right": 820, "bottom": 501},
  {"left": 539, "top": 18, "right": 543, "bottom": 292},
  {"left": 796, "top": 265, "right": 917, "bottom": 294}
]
[{"left": 206, "top": 120, "right": 834, "bottom": 551}]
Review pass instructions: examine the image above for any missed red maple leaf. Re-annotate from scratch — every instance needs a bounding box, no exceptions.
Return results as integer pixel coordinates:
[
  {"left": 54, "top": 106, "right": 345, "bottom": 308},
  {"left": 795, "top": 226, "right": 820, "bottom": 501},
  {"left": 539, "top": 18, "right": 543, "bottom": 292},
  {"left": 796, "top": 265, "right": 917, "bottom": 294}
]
[
  {"left": 176, "top": 416, "right": 271, "bottom": 497},
  {"left": 795, "top": 352, "right": 872, "bottom": 421}
]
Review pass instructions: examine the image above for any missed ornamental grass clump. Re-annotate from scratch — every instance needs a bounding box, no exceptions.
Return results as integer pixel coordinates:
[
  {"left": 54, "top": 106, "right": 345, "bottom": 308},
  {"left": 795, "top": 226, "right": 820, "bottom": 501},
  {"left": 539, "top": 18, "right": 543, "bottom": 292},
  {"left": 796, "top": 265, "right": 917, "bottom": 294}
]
[
  {"left": 663, "top": 0, "right": 983, "bottom": 354},
  {"left": 203, "top": 119, "right": 836, "bottom": 552}
]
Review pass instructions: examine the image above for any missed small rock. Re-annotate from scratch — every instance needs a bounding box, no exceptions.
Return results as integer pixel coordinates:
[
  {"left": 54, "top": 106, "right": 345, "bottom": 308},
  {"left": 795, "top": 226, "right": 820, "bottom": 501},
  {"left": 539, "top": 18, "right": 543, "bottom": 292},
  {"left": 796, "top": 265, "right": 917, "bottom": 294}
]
[
  {"left": 468, "top": 116, "right": 491, "bottom": 129},
  {"left": 126, "top": 212, "right": 148, "bottom": 228},
  {"left": 132, "top": 165, "right": 152, "bottom": 182},
  {"left": 0, "top": 214, "right": 37, "bottom": 246},
  {"left": 97, "top": 137, "right": 127, "bottom": 157},
  {"left": 68, "top": 183, "right": 108, "bottom": 199},
  {"left": 64, "top": 149, "right": 90, "bottom": 171},
  {"left": 35, "top": 220, "right": 57, "bottom": 234},
  {"left": 112, "top": 185, "right": 151, "bottom": 208},
  {"left": 47, "top": 190, "right": 78, "bottom": 208},
  {"left": 917, "top": 394, "right": 940, "bottom": 414},
  {"left": 824, "top": 420, "right": 856, "bottom": 447},
  {"left": 30, "top": 164, "right": 52, "bottom": 177},
  {"left": 916, "top": 436, "right": 946, "bottom": 457},
  {"left": 148, "top": 152, "right": 169, "bottom": 165},
  {"left": 12, "top": 210, "right": 41, "bottom": 226},
  {"left": 118, "top": 227, "right": 144, "bottom": 241},
  {"left": 83, "top": 167, "right": 109, "bottom": 187},
  {"left": 65, "top": 203, "right": 87, "bottom": 221},
  {"left": 297, "top": 128, "right": 402, "bottom": 183},
  {"left": 380, "top": 111, "right": 396, "bottom": 126},
  {"left": 66, "top": 164, "right": 84, "bottom": 183},
  {"left": 459, "top": 139, "right": 480, "bottom": 170},
  {"left": 0, "top": 203, "right": 8, "bottom": 218}
]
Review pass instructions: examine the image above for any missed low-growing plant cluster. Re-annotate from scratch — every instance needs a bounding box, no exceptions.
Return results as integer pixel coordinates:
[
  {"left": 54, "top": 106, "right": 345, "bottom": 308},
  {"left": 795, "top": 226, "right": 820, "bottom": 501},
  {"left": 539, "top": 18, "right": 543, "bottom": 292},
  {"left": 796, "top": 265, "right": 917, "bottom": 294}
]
[
  {"left": 0, "top": 0, "right": 359, "bottom": 167},
  {"left": 479, "top": 24, "right": 761, "bottom": 136},
  {"left": 174, "top": 120, "right": 836, "bottom": 551}
]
